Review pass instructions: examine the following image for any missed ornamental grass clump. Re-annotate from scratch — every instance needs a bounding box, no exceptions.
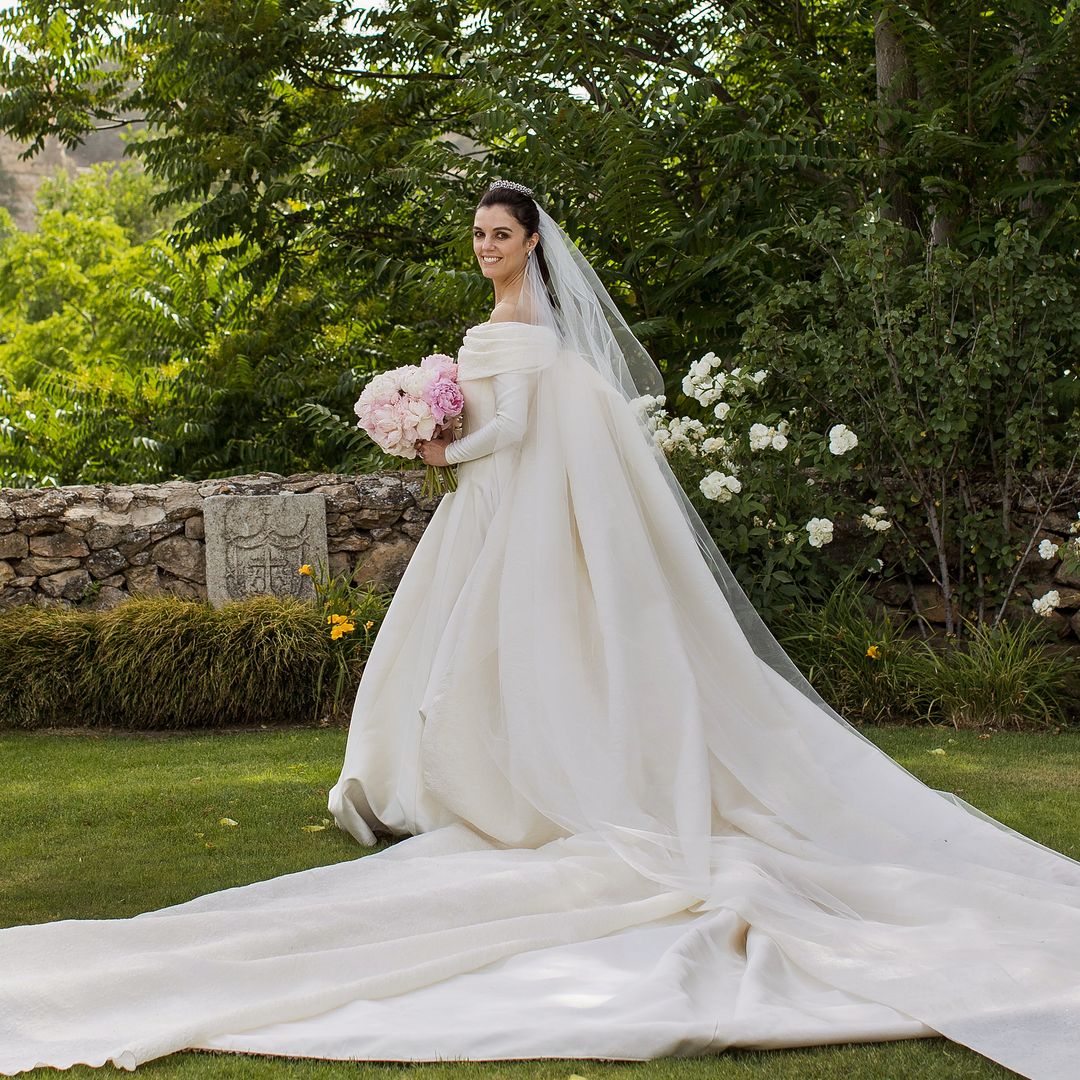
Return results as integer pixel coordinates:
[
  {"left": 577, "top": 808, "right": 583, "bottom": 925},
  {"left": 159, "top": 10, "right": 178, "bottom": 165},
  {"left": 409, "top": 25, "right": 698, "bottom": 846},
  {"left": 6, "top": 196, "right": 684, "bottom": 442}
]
[
  {"left": 774, "top": 571, "right": 921, "bottom": 726},
  {"left": 905, "top": 618, "right": 1078, "bottom": 733},
  {"left": 0, "top": 588, "right": 389, "bottom": 731},
  {"left": 0, "top": 605, "right": 95, "bottom": 728},
  {"left": 773, "top": 572, "right": 1077, "bottom": 730}
]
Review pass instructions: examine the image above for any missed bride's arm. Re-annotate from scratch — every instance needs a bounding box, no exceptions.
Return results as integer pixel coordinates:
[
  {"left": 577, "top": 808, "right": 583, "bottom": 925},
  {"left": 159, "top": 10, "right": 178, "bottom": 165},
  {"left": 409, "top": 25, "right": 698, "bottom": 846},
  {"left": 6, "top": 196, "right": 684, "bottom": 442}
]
[{"left": 443, "top": 372, "right": 531, "bottom": 465}]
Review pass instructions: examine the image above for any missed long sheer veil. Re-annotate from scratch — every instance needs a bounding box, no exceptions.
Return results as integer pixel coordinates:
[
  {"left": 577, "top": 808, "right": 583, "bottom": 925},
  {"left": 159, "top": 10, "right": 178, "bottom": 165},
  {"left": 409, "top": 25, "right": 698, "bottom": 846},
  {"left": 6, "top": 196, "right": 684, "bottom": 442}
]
[{"left": 511, "top": 190, "right": 1080, "bottom": 867}]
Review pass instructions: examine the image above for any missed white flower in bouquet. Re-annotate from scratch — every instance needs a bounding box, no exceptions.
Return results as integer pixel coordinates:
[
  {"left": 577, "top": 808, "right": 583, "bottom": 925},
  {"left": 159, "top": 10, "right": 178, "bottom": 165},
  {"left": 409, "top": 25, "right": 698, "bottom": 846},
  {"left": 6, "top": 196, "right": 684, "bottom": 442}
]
[{"left": 353, "top": 353, "right": 465, "bottom": 496}]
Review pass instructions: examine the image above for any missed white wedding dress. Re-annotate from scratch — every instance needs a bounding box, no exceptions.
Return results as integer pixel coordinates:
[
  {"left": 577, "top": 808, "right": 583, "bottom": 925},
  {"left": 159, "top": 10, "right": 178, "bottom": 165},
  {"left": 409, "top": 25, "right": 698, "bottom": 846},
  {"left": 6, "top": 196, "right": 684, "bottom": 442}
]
[{"left": 2, "top": 320, "right": 1080, "bottom": 1080}]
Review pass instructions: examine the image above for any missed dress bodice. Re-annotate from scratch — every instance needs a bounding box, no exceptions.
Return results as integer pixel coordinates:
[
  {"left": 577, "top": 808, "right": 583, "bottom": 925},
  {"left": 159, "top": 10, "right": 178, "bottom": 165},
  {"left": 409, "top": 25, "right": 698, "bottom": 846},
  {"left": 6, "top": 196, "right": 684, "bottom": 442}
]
[
  {"left": 455, "top": 321, "right": 559, "bottom": 382},
  {"left": 447, "top": 321, "right": 560, "bottom": 452}
]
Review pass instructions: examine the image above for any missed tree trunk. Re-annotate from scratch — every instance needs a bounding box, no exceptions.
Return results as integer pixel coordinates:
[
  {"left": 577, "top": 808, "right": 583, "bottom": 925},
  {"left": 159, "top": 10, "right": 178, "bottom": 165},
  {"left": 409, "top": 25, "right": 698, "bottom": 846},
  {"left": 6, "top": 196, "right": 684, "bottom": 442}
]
[{"left": 874, "top": 4, "right": 920, "bottom": 232}]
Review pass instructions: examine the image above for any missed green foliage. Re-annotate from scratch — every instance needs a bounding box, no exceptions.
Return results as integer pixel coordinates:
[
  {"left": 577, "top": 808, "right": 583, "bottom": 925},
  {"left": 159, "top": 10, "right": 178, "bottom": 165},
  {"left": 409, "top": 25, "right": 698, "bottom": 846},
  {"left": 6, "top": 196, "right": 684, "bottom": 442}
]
[
  {"left": 0, "top": 0, "right": 1077, "bottom": 630},
  {"left": 650, "top": 359, "right": 890, "bottom": 618},
  {"left": 774, "top": 571, "right": 926, "bottom": 726},
  {"left": 732, "top": 210, "right": 1080, "bottom": 630},
  {"left": 907, "top": 618, "right": 1079, "bottom": 732},
  {"left": 0, "top": 163, "right": 374, "bottom": 485},
  {"left": 0, "top": 593, "right": 388, "bottom": 730},
  {"left": 774, "top": 573, "right": 1078, "bottom": 731}
]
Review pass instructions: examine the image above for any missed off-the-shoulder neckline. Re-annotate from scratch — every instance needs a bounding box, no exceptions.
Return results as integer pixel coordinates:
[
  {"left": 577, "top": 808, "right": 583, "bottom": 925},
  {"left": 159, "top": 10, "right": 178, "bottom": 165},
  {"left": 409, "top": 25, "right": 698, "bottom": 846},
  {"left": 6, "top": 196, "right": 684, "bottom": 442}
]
[{"left": 466, "top": 320, "right": 554, "bottom": 332}]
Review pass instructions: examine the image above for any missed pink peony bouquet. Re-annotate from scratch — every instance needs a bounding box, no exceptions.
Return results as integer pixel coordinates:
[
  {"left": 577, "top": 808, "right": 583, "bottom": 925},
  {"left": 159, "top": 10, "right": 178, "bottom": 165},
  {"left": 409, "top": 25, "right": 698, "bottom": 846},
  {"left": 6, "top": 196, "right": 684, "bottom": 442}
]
[{"left": 353, "top": 353, "right": 464, "bottom": 497}]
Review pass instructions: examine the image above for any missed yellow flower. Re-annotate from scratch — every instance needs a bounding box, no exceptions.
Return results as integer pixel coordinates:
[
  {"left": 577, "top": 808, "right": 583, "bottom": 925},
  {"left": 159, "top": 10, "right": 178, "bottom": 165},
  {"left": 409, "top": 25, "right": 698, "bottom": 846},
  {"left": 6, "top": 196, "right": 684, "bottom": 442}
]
[
  {"left": 364, "top": 620, "right": 374, "bottom": 630},
  {"left": 330, "top": 620, "right": 356, "bottom": 641},
  {"left": 866, "top": 644, "right": 881, "bottom": 660},
  {"left": 298, "top": 564, "right": 313, "bottom": 576},
  {"left": 327, "top": 613, "right": 350, "bottom": 625}
]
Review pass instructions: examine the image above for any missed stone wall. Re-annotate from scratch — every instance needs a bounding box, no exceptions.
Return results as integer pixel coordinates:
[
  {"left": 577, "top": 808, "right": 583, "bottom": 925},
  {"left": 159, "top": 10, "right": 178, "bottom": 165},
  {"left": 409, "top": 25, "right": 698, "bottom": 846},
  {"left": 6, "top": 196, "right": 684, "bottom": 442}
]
[
  {"left": 0, "top": 472, "right": 438, "bottom": 611},
  {"left": 1, "top": 471, "right": 1078, "bottom": 641}
]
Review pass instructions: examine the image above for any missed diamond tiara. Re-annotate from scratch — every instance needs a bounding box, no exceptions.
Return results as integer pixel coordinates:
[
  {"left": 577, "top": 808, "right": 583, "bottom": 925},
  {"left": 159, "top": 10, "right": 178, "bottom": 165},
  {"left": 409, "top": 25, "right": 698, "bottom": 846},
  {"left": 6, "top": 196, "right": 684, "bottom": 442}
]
[{"left": 488, "top": 179, "right": 534, "bottom": 197}]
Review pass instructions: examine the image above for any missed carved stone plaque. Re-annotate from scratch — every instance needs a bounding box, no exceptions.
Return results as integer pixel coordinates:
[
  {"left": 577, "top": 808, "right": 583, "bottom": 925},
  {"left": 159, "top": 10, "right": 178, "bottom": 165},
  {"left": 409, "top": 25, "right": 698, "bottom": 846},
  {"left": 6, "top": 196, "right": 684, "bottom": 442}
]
[{"left": 203, "top": 493, "right": 327, "bottom": 607}]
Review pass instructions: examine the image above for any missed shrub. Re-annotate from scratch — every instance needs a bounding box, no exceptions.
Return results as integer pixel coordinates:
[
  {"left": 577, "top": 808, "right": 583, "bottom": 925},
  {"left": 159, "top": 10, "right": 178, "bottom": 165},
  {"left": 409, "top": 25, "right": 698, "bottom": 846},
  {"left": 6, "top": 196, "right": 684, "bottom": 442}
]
[
  {"left": 0, "top": 590, "right": 388, "bottom": 730},
  {"left": 774, "top": 572, "right": 922, "bottom": 726},
  {"left": 773, "top": 572, "right": 1078, "bottom": 731},
  {"left": 906, "top": 619, "right": 1078, "bottom": 733}
]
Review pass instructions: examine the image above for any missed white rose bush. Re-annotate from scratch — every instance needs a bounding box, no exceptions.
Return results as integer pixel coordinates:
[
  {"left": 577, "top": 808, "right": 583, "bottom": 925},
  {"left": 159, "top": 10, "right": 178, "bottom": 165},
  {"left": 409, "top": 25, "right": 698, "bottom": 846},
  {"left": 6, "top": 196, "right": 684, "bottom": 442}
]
[
  {"left": 636, "top": 353, "right": 890, "bottom": 619},
  {"left": 724, "top": 209, "right": 1080, "bottom": 638}
]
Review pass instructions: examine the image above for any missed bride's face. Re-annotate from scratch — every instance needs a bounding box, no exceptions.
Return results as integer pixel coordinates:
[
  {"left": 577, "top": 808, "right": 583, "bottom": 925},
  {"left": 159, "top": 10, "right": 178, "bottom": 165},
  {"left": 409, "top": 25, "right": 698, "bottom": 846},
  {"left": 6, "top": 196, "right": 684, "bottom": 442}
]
[{"left": 472, "top": 206, "right": 536, "bottom": 285}]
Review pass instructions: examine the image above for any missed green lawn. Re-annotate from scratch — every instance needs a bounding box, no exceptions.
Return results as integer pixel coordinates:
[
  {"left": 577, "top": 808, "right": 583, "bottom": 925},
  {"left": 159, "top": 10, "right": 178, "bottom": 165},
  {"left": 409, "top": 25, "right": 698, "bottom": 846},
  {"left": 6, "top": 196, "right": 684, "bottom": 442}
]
[{"left": 4, "top": 724, "right": 1077, "bottom": 1079}]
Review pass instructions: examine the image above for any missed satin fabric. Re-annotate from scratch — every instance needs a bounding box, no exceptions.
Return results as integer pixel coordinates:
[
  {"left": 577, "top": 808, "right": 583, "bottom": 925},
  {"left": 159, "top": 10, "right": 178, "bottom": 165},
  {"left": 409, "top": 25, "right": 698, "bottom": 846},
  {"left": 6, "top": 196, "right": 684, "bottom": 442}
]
[{"left": 2, "top": 321, "right": 1079, "bottom": 1079}]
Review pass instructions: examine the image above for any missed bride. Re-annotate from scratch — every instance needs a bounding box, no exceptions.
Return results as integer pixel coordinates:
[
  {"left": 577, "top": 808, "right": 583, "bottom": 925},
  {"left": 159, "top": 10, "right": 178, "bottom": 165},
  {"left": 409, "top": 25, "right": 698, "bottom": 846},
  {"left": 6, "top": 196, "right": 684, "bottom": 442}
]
[{"left": 2, "top": 180, "right": 1079, "bottom": 1080}]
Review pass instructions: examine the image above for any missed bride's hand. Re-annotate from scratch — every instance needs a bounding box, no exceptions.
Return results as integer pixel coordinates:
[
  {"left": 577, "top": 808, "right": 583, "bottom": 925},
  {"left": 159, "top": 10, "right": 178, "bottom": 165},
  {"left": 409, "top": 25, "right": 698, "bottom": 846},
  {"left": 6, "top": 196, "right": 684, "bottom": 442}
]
[{"left": 418, "top": 435, "right": 453, "bottom": 467}]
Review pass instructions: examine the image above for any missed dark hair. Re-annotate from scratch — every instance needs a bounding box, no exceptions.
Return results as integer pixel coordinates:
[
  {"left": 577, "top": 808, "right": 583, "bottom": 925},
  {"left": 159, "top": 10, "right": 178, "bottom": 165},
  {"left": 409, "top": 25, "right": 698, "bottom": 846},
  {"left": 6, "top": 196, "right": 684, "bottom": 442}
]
[{"left": 476, "top": 185, "right": 558, "bottom": 311}]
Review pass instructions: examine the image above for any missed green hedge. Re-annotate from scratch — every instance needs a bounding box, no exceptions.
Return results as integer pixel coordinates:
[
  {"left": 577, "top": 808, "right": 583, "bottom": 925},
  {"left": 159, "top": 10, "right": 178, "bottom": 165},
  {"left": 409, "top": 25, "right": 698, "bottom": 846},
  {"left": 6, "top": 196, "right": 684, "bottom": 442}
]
[
  {"left": 0, "top": 596, "right": 373, "bottom": 730},
  {"left": 4, "top": 585, "right": 1074, "bottom": 732}
]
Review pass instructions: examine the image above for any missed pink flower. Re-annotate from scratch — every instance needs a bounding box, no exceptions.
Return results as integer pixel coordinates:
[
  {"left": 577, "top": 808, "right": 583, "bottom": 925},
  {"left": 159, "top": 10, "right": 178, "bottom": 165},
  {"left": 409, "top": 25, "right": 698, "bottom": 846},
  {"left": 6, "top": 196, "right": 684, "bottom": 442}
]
[
  {"left": 425, "top": 378, "right": 464, "bottom": 424},
  {"left": 353, "top": 351, "right": 461, "bottom": 462},
  {"left": 421, "top": 353, "right": 457, "bottom": 379}
]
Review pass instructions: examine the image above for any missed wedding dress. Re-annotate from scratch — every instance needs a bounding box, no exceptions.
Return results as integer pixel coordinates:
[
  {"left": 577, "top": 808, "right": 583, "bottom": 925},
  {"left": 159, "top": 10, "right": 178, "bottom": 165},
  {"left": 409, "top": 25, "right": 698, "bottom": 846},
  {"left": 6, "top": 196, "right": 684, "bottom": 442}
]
[{"left": 2, "top": 202, "right": 1080, "bottom": 1080}]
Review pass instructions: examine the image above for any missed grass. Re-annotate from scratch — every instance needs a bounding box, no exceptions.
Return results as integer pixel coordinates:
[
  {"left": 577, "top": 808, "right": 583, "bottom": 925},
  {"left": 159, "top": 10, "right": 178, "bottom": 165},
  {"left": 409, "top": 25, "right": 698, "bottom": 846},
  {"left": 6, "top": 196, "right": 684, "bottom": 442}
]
[{"left": 4, "top": 724, "right": 1077, "bottom": 1079}]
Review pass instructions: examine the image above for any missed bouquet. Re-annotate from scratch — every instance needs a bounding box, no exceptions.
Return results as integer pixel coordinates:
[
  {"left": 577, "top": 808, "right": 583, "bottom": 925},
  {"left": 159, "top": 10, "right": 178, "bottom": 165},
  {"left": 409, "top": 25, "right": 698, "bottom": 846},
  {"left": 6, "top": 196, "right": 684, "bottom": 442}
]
[{"left": 353, "top": 353, "right": 464, "bottom": 498}]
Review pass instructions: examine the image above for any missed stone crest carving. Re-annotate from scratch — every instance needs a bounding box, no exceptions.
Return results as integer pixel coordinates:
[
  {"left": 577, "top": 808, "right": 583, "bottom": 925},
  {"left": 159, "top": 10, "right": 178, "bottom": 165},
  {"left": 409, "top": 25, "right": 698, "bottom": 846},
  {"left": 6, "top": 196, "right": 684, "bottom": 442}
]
[{"left": 203, "top": 493, "right": 327, "bottom": 607}]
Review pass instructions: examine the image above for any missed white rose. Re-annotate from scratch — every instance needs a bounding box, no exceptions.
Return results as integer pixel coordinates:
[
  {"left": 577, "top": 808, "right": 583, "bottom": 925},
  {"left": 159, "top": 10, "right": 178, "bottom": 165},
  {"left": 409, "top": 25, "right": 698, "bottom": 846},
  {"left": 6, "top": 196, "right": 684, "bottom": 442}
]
[
  {"left": 1038, "top": 539, "right": 1060, "bottom": 560},
  {"left": 827, "top": 424, "right": 859, "bottom": 455},
  {"left": 805, "top": 517, "right": 834, "bottom": 548},
  {"left": 1032, "top": 590, "right": 1061, "bottom": 617},
  {"left": 748, "top": 423, "right": 772, "bottom": 451}
]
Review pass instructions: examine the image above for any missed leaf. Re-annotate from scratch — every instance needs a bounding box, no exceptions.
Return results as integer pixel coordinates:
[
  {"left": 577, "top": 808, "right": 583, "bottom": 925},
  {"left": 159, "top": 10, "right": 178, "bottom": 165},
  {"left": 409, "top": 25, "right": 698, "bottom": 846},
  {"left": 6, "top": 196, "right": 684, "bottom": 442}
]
[
  {"left": 219, "top": 817, "right": 239, "bottom": 826},
  {"left": 301, "top": 824, "right": 327, "bottom": 832}
]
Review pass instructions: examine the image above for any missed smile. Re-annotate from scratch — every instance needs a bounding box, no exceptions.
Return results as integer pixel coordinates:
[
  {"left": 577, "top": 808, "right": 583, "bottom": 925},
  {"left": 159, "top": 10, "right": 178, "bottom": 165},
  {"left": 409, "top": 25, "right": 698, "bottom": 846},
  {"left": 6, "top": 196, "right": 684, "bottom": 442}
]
[{"left": 480, "top": 256, "right": 502, "bottom": 264}]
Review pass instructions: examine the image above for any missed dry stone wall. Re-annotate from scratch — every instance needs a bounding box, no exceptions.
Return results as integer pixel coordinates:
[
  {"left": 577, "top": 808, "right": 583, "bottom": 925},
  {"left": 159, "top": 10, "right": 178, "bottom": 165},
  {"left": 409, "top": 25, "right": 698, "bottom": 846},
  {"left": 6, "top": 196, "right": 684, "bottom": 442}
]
[
  {"left": 0, "top": 472, "right": 438, "bottom": 611},
  {"left": 1, "top": 471, "right": 1078, "bottom": 642}
]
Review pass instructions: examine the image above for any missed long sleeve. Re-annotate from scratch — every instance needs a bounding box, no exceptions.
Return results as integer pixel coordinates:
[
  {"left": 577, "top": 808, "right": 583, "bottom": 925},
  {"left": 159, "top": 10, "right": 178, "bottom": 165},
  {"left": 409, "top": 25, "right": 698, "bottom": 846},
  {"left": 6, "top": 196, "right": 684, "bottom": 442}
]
[{"left": 444, "top": 371, "right": 531, "bottom": 465}]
